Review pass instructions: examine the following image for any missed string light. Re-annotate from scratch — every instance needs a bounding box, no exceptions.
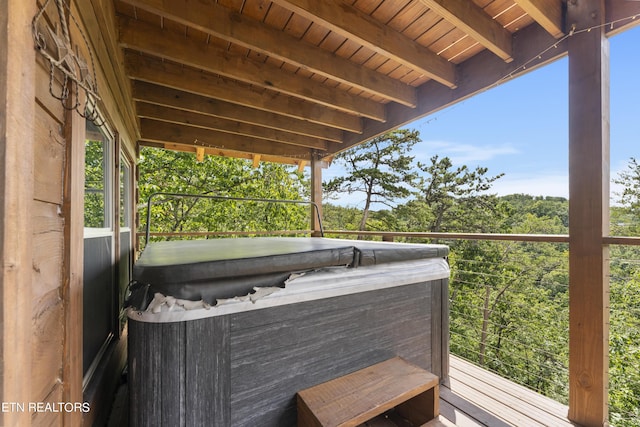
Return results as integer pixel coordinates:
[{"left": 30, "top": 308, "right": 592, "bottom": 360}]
[{"left": 419, "top": 12, "right": 640, "bottom": 129}]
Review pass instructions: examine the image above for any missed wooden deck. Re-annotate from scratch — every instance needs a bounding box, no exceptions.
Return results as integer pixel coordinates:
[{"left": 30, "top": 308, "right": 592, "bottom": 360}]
[
  {"left": 107, "top": 355, "right": 574, "bottom": 427},
  {"left": 438, "top": 356, "right": 574, "bottom": 427}
]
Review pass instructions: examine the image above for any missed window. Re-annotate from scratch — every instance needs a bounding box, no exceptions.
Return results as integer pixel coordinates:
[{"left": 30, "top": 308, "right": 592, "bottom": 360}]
[
  {"left": 83, "top": 118, "right": 116, "bottom": 383},
  {"left": 120, "top": 156, "right": 132, "bottom": 228},
  {"left": 84, "top": 120, "right": 113, "bottom": 230},
  {"left": 118, "top": 155, "right": 133, "bottom": 329}
]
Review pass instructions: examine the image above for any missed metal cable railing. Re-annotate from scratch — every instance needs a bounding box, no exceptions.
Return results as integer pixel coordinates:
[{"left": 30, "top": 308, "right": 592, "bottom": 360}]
[{"left": 446, "top": 242, "right": 571, "bottom": 405}]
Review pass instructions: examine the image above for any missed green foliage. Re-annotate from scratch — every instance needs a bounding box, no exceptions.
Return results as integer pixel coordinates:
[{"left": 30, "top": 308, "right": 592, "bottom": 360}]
[
  {"left": 85, "top": 139, "right": 106, "bottom": 227},
  {"left": 138, "top": 147, "right": 309, "bottom": 241},
  {"left": 501, "top": 194, "right": 569, "bottom": 228},
  {"left": 321, "top": 204, "right": 364, "bottom": 232}
]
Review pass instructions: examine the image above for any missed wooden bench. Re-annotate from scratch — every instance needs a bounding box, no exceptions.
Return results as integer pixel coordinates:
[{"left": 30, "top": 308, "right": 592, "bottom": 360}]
[{"left": 297, "top": 357, "right": 439, "bottom": 427}]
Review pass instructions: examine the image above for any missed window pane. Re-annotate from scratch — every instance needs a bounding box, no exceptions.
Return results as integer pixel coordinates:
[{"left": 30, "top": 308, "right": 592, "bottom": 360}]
[
  {"left": 120, "top": 159, "right": 131, "bottom": 228},
  {"left": 85, "top": 121, "right": 110, "bottom": 228}
]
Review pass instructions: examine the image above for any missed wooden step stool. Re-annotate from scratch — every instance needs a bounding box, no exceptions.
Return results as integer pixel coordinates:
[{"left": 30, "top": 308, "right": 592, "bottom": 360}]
[{"left": 297, "top": 357, "right": 439, "bottom": 427}]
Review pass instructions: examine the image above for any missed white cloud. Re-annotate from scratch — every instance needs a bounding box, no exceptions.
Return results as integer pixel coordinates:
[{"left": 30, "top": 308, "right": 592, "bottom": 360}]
[{"left": 415, "top": 140, "right": 519, "bottom": 165}]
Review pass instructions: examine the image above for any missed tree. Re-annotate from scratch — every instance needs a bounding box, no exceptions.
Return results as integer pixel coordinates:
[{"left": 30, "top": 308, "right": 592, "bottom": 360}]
[
  {"left": 415, "top": 155, "right": 506, "bottom": 232},
  {"left": 614, "top": 157, "right": 640, "bottom": 211},
  {"left": 613, "top": 157, "right": 640, "bottom": 236},
  {"left": 324, "top": 129, "right": 420, "bottom": 231}
]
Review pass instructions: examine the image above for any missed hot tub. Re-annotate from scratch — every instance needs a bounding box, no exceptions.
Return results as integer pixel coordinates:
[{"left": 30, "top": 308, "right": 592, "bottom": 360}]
[{"left": 127, "top": 237, "right": 449, "bottom": 427}]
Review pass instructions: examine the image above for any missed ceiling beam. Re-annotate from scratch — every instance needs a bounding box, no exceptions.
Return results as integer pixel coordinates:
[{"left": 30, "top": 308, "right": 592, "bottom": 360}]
[
  {"left": 419, "top": 0, "right": 513, "bottom": 62},
  {"left": 118, "top": 17, "right": 386, "bottom": 122},
  {"left": 514, "top": 0, "right": 564, "bottom": 38},
  {"left": 139, "top": 118, "right": 316, "bottom": 160},
  {"left": 120, "top": 0, "right": 418, "bottom": 107},
  {"left": 140, "top": 141, "right": 305, "bottom": 166},
  {"left": 136, "top": 102, "right": 330, "bottom": 150},
  {"left": 124, "top": 52, "right": 363, "bottom": 133},
  {"left": 270, "top": 0, "right": 457, "bottom": 88},
  {"left": 131, "top": 81, "right": 345, "bottom": 143}
]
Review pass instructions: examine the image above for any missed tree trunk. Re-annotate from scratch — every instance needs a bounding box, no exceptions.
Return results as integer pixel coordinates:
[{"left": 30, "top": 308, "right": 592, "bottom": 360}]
[
  {"left": 358, "top": 203, "right": 370, "bottom": 238},
  {"left": 358, "top": 186, "right": 373, "bottom": 233}
]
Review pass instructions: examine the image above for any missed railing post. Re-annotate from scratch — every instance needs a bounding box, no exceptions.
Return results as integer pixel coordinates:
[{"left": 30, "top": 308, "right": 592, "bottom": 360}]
[
  {"left": 310, "top": 153, "right": 324, "bottom": 237},
  {"left": 567, "top": 1, "right": 610, "bottom": 425}
]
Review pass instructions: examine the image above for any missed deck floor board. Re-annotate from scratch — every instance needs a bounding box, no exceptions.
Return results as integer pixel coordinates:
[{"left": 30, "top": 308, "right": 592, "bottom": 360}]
[{"left": 441, "top": 356, "right": 574, "bottom": 427}]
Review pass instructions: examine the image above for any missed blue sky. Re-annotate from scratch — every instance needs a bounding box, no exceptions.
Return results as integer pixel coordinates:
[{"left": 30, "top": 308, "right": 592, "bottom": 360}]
[{"left": 324, "top": 24, "right": 639, "bottom": 207}]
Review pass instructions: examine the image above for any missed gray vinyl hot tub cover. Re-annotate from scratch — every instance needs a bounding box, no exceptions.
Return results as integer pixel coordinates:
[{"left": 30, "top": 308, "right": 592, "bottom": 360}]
[{"left": 131, "top": 237, "right": 448, "bottom": 305}]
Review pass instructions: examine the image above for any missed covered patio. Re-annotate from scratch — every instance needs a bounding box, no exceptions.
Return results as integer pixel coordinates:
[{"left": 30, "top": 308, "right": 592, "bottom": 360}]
[{"left": 2, "top": 0, "right": 639, "bottom": 425}]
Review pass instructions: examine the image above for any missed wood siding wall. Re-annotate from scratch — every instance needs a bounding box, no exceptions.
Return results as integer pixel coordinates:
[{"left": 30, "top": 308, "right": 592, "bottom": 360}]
[{"left": 31, "top": 54, "right": 68, "bottom": 426}]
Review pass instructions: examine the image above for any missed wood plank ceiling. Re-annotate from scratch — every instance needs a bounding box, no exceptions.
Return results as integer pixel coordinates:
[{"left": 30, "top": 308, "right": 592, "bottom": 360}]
[{"left": 109, "top": 0, "right": 635, "bottom": 166}]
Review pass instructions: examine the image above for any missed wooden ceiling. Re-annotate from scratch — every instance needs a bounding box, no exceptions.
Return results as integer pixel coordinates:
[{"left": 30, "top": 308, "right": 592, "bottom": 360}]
[{"left": 104, "top": 0, "right": 640, "bottom": 166}]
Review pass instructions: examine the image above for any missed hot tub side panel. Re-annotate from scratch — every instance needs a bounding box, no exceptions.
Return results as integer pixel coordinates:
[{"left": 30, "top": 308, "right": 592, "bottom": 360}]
[
  {"left": 128, "top": 279, "right": 449, "bottom": 427},
  {"left": 128, "top": 317, "right": 231, "bottom": 426}
]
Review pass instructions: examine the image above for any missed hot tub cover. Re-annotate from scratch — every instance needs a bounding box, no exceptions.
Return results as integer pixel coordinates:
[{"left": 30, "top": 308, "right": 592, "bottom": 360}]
[{"left": 130, "top": 237, "right": 448, "bottom": 306}]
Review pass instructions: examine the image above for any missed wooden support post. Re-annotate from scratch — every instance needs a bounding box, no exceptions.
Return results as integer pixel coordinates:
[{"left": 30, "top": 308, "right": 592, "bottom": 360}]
[
  {"left": 62, "top": 91, "right": 86, "bottom": 427},
  {"left": 567, "top": 1, "right": 610, "bottom": 425},
  {"left": 196, "top": 146, "right": 205, "bottom": 162},
  {"left": 0, "top": 1, "right": 36, "bottom": 425},
  {"left": 297, "top": 160, "right": 306, "bottom": 174},
  {"left": 310, "top": 154, "right": 323, "bottom": 237},
  {"left": 252, "top": 154, "right": 261, "bottom": 168}
]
